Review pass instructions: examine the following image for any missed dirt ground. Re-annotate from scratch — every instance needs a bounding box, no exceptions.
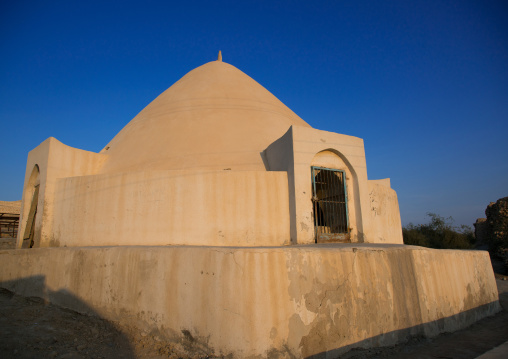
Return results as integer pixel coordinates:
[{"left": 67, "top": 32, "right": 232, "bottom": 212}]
[{"left": 1, "top": 257, "right": 507, "bottom": 359}]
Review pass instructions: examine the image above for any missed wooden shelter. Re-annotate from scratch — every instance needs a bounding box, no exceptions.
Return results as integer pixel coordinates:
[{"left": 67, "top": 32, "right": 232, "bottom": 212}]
[{"left": 0, "top": 200, "right": 20, "bottom": 239}]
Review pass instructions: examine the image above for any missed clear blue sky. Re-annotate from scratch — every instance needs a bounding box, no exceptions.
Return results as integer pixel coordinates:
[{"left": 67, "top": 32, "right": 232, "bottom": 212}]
[{"left": 1, "top": 0, "right": 507, "bottom": 227}]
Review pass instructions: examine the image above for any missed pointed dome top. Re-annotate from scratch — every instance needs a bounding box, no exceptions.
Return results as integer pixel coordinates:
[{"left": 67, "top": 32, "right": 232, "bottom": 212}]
[
  {"left": 217, "top": 50, "right": 222, "bottom": 62},
  {"left": 99, "top": 60, "right": 310, "bottom": 174}
]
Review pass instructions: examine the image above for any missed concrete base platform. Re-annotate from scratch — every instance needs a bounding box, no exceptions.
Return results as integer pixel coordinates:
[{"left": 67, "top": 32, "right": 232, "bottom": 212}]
[{"left": 0, "top": 244, "right": 500, "bottom": 358}]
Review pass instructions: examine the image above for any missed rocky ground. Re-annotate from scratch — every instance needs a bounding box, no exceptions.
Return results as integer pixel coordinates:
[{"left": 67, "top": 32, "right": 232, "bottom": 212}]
[
  {"left": 1, "top": 257, "right": 507, "bottom": 359},
  {"left": 0, "top": 286, "right": 216, "bottom": 359}
]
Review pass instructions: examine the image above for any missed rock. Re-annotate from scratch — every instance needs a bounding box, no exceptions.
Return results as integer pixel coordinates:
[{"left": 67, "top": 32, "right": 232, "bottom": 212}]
[
  {"left": 486, "top": 197, "right": 508, "bottom": 244},
  {"left": 478, "top": 197, "right": 508, "bottom": 252},
  {"left": 89, "top": 327, "right": 99, "bottom": 337},
  {"left": 475, "top": 218, "right": 489, "bottom": 244}
]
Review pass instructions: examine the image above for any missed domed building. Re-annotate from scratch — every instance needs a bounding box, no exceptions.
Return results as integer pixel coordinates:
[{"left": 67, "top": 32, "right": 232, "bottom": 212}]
[
  {"left": 17, "top": 54, "right": 402, "bottom": 248},
  {"left": 4, "top": 54, "right": 498, "bottom": 358}
]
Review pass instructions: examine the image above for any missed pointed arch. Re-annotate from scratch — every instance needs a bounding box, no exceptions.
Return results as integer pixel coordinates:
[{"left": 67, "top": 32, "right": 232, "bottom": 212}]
[
  {"left": 310, "top": 149, "right": 364, "bottom": 243},
  {"left": 20, "top": 165, "right": 40, "bottom": 248}
]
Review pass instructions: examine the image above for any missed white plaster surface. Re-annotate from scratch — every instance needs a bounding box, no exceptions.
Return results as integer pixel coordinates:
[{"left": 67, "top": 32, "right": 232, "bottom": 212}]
[
  {"left": 51, "top": 170, "right": 290, "bottom": 247},
  {"left": 368, "top": 180, "right": 404, "bottom": 244},
  {"left": 17, "top": 138, "right": 106, "bottom": 248},
  {"left": 17, "top": 60, "right": 407, "bottom": 248},
  {"left": 291, "top": 126, "right": 373, "bottom": 244},
  {"left": 0, "top": 245, "right": 499, "bottom": 358}
]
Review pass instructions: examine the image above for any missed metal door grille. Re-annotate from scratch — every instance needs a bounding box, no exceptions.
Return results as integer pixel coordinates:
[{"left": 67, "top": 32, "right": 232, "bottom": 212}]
[{"left": 311, "top": 166, "right": 350, "bottom": 243}]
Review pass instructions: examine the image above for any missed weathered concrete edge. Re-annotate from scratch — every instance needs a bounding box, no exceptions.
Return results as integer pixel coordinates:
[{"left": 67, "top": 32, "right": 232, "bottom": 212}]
[{"left": 0, "top": 245, "right": 500, "bottom": 358}]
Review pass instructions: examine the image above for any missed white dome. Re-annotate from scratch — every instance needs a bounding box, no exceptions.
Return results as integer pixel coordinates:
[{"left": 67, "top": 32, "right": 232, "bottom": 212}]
[{"left": 99, "top": 60, "right": 310, "bottom": 174}]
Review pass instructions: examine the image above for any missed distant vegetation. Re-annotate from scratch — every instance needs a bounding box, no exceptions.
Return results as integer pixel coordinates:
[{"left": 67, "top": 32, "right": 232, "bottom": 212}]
[
  {"left": 481, "top": 197, "right": 508, "bottom": 254},
  {"left": 403, "top": 213, "right": 475, "bottom": 249}
]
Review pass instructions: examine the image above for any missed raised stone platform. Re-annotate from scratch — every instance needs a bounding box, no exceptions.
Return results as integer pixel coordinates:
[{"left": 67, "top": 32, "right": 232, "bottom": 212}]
[{"left": 0, "top": 244, "right": 500, "bottom": 358}]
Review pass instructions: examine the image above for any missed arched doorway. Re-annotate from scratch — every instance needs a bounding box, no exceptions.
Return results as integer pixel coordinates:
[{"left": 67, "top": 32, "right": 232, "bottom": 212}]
[
  {"left": 311, "top": 166, "right": 350, "bottom": 243},
  {"left": 21, "top": 165, "right": 40, "bottom": 248}
]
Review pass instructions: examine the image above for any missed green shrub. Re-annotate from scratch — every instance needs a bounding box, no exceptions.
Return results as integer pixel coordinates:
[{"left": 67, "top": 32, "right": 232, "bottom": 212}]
[
  {"left": 402, "top": 228, "right": 429, "bottom": 247},
  {"left": 403, "top": 213, "right": 475, "bottom": 249}
]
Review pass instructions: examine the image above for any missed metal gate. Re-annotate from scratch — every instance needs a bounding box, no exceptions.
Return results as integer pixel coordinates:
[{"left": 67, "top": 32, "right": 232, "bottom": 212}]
[{"left": 311, "top": 166, "right": 350, "bottom": 243}]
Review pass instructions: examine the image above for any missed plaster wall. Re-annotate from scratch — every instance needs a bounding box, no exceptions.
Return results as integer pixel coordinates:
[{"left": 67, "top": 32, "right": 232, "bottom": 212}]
[
  {"left": 264, "top": 128, "right": 296, "bottom": 242},
  {"left": 17, "top": 138, "right": 106, "bottom": 248},
  {"left": 264, "top": 126, "right": 373, "bottom": 245},
  {"left": 0, "top": 245, "right": 499, "bottom": 358},
  {"left": 368, "top": 180, "right": 404, "bottom": 244},
  {"left": 51, "top": 170, "right": 290, "bottom": 247},
  {"left": 289, "top": 125, "right": 373, "bottom": 244}
]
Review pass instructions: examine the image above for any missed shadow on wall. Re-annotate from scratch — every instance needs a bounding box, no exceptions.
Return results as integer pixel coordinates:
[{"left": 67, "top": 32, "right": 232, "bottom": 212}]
[
  {"left": 0, "top": 274, "right": 502, "bottom": 358},
  {"left": 0, "top": 275, "right": 136, "bottom": 359},
  {"left": 303, "top": 300, "right": 501, "bottom": 359}
]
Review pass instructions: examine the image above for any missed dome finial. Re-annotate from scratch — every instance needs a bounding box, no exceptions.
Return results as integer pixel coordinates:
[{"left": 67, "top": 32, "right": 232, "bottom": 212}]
[{"left": 217, "top": 50, "right": 222, "bottom": 62}]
